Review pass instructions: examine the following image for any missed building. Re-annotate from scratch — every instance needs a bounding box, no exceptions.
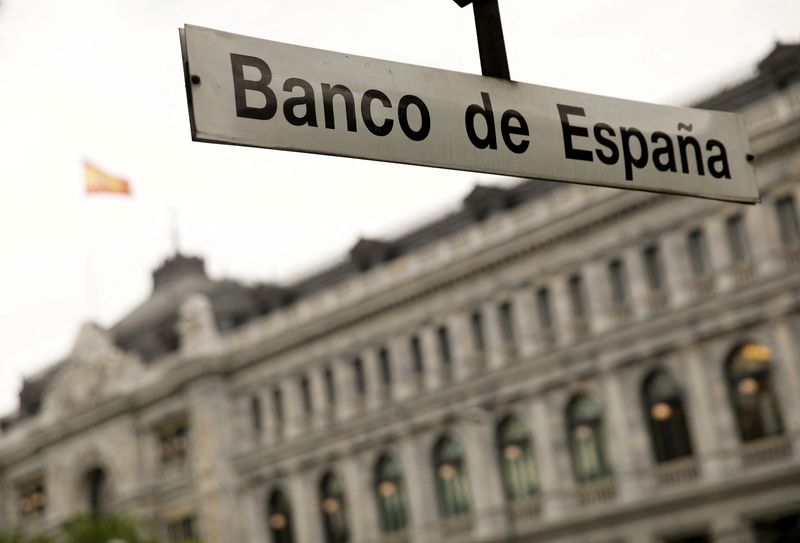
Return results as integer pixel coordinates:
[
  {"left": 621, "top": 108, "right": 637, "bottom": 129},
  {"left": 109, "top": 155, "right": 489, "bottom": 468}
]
[{"left": 2, "top": 43, "right": 800, "bottom": 543}]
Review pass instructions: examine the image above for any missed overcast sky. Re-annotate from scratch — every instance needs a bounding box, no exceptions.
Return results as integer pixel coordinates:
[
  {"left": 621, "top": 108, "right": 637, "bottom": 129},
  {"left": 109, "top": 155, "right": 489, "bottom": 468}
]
[{"left": 0, "top": 0, "right": 798, "bottom": 416}]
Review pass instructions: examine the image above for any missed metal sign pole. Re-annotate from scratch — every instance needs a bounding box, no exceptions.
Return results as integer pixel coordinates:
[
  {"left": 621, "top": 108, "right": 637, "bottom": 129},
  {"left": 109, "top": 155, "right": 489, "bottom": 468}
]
[{"left": 453, "top": 0, "right": 510, "bottom": 80}]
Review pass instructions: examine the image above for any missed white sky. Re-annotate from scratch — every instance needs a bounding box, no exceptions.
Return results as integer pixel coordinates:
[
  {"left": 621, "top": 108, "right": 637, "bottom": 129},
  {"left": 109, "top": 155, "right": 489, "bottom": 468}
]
[{"left": 0, "top": 0, "right": 798, "bottom": 416}]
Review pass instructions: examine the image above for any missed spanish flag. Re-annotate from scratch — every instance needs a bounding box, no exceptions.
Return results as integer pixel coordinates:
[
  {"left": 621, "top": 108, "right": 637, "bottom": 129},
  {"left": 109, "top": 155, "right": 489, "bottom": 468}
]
[{"left": 84, "top": 160, "right": 131, "bottom": 195}]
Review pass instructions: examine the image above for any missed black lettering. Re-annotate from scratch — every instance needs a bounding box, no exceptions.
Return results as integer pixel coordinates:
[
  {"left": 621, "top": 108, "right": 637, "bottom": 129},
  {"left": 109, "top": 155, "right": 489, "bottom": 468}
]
[
  {"left": 230, "top": 53, "right": 277, "bottom": 120},
  {"left": 557, "top": 104, "right": 593, "bottom": 161},
  {"left": 706, "top": 140, "right": 731, "bottom": 179},
  {"left": 282, "top": 78, "right": 317, "bottom": 127},
  {"left": 620, "top": 127, "right": 648, "bottom": 181},
  {"left": 651, "top": 132, "right": 677, "bottom": 172},
  {"left": 593, "top": 123, "right": 618, "bottom": 165},
  {"left": 361, "top": 89, "right": 394, "bottom": 137},
  {"left": 322, "top": 84, "right": 357, "bottom": 132},
  {"left": 465, "top": 92, "right": 497, "bottom": 150},
  {"left": 678, "top": 136, "right": 705, "bottom": 176},
  {"left": 398, "top": 95, "right": 430, "bottom": 141},
  {"left": 500, "top": 110, "right": 530, "bottom": 154}
]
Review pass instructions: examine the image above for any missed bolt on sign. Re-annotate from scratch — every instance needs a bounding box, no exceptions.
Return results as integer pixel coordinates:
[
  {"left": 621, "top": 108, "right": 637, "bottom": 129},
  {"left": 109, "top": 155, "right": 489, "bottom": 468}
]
[{"left": 180, "top": 25, "right": 759, "bottom": 204}]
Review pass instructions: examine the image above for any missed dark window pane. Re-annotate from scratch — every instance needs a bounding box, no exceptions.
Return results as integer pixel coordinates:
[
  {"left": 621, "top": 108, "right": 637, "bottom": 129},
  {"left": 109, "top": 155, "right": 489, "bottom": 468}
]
[
  {"left": 499, "top": 301, "right": 515, "bottom": 344},
  {"left": 324, "top": 366, "right": 336, "bottom": 405},
  {"left": 300, "top": 375, "right": 312, "bottom": 415},
  {"left": 726, "top": 214, "right": 750, "bottom": 262},
  {"left": 375, "top": 455, "right": 408, "bottom": 533},
  {"left": 536, "top": 287, "right": 553, "bottom": 331},
  {"left": 643, "top": 244, "right": 665, "bottom": 291},
  {"left": 250, "top": 395, "right": 262, "bottom": 433},
  {"left": 687, "top": 228, "right": 711, "bottom": 276},
  {"left": 608, "top": 259, "right": 629, "bottom": 305},
  {"left": 378, "top": 347, "right": 392, "bottom": 388},
  {"left": 753, "top": 510, "right": 800, "bottom": 543},
  {"left": 471, "top": 311, "right": 485, "bottom": 352},
  {"left": 726, "top": 343, "right": 784, "bottom": 442},
  {"left": 437, "top": 326, "right": 452, "bottom": 367},
  {"left": 273, "top": 387, "right": 284, "bottom": 424},
  {"left": 410, "top": 336, "right": 424, "bottom": 376},
  {"left": 642, "top": 371, "right": 694, "bottom": 463},
  {"left": 568, "top": 275, "right": 587, "bottom": 318},
  {"left": 776, "top": 195, "right": 800, "bottom": 247},
  {"left": 352, "top": 357, "right": 366, "bottom": 396}
]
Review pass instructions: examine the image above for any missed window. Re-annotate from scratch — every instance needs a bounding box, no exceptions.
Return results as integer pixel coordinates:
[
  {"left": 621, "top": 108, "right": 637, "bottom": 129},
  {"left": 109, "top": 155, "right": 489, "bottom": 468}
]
[
  {"left": 300, "top": 375, "right": 313, "bottom": 416},
  {"left": 410, "top": 335, "right": 424, "bottom": 377},
  {"left": 374, "top": 454, "right": 408, "bottom": 534},
  {"left": 536, "top": 287, "right": 554, "bottom": 331},
  {"left": 437, "top": 326, "right": 452, "bottom": 372},
  {"left": 319, "top": 472, "right": 350, "bottom": 543},
  {"left": 273, "top": 388, "right": 285, "bottom": 431},
  {"left": 753, "top": 510, "right": 800, "bottom": 543},
  {"left": 726, "top": 343, "right": 784, "bottom": 442},
  {"left": 499, "top": 301, "right": 515, "bottom": 345},
  {"left": 687, "top": 228, "right": 712, "bottom": 277},
  {"left": 378, "top": 347, "right": 392, "bottom": 389},
  {"left": 167, "top": 515, "right": 197, "bottom": 543},
  {"left": 567, "top": 395, "right": 610, "bottom": 482},
  {"left": 643, "top": 244, "right": 665, "bottom": 292},
  {"left": 471, "top": 310, "right": 486, "bottom": 352},
  {"left": 85, "top": 467, "right": 107, "bottom": 516},
  {"left": 568, "top": 274, "right": 587, "bottom": 318},
  {"left": 250, "top": 395, "right": 263, "bottom": 434},
  {"left": 433, "top": 435, "right": 471, "bottom": 519},
  {"left": 496, "top": 416, "right": 539, "bottom": 502},
  {"left": 352, "top": 357, "right": 366, "bottom": 397},
  {"left": 642, "top": 371, "right": 693, "bottom": 463},
  {"left": 776, "top": 195, "right": 800, "bottom": 247},
  {"left": 726, "top": 214, "right": 751, "bottom": 262},
  {"left": 608, "top": 258, "right": 629, "bottom": 306},
  {"left": 17, "top": 477, "right": 46, "bottom": 520},
  {"left": 324, "top": 366, "right": 336, "bottom": 406},
  {"left": 267, "top": 488, "right": 295, "bottom": 543},
  {"left": 158, "top": 418, "right": 189, "bottom": 465}
]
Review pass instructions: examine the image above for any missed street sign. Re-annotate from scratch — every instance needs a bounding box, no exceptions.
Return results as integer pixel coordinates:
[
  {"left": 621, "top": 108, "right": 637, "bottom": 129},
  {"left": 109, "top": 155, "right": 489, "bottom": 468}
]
[{"left": 180, "top": 25, "right": 759, "bottom": 203}]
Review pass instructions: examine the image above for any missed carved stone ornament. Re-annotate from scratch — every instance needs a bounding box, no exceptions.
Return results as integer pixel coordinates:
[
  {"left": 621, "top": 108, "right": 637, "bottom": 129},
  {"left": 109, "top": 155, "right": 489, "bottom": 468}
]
[
  {"left": 42, "top": 323, "right": 144, "bottom": 419},
  {"left": 178, "top": 293, "right": 221, "bottom": 356}
]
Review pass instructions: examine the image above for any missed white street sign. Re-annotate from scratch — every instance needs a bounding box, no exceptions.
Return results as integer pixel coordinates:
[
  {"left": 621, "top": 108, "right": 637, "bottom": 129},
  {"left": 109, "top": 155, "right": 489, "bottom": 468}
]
[{"left": 180, "top": 25, "right": 759, "bottom": 203}]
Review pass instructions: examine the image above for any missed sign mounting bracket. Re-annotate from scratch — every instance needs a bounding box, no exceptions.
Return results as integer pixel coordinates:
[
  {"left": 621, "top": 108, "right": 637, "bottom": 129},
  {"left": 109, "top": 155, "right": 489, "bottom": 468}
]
[{"left": 453, "top": 0, "right": 511, "bottom": 81}]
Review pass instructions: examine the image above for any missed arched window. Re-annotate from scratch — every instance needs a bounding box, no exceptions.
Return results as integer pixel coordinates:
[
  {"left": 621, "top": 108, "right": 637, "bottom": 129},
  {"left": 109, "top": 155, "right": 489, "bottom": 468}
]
[
  {"left": 374, "top": 454, "right": 408, "bottom": 533},
  {"left": 85, "top": 467, "right": 106, "bottom": 516},
  {"left": 433, "top": 435, "right": 471, "bottom": 519},
  {"left": 496, "top": 416, "right": 539, "bottom": 502},
  {"left": 726, "top": 343, "right": 784, "bottom": 442},
  {"left": 642, "top": 371, "right": 694, "bottom": 463},
  {"left": 267, "top": 488, "right": 294, "bottom": 543},
  {"left": 319, "top": 472, "right": 349, "bottom": 543},
  {"left": 567, "top": 395, "right": 611, "bottom": 482}
]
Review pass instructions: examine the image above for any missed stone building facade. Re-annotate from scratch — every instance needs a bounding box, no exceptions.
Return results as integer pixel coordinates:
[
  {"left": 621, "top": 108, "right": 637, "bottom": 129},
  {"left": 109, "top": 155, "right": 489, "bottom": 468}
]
[{"left": 2, "top": 44, "right": 800, "bottom": 543}]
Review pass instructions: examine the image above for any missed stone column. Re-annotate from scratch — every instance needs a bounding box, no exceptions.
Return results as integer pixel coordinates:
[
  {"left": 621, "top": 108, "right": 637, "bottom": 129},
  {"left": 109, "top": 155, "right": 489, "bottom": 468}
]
[
  {"left": 390, "top": 335, "right": 417, "bottom": 400},
  {"left": 511, "top": 286, "right": 537, "bottom": 358},
  {"left": 239, "top": 484, "right": 265, "bottom": 543},
  {"left": 584, "top": 260, "right": 614, "bottom": 333},
  {"left": 284, "top": 375, "right": 306, "bottom": 440},
  {"left": 187, "top": 375, "right": 240, "bottom": 543},
  {"left": 448, "top": 311, "right": 479, "bottom": 381},
  {"left": 706, "top": 215, "right": 734, "bottom": 292},
  {"left": 661, "top": 230, "right": 693, "bottom": 307},
  {"left": 602, "top": 370, "right": 643, "bottom": 501},
  {"left": 334, "top": 357, "right": 357, "bottom": 421},
  {"left": 530, "top": 394, "right": 574, "bottom": 519},
  {"left": 770, "top": 319, "right": 800, "bottom": 456},
  {"left": 482, "top": 300, "right": 508, "bottom": 370},
  {"left": 683, "top": 345, "right": 738, "bottom": 481},
  {"left": 310, "top": 365, "right": 331, "bottom": 430},
  {"left": 400, "top": 431, "right": 440, "bottom": 543},
  {"left": 461, "top": 410, "right": 507, "bottom": 538},
  {"left": 420, "top": 325, "right": 445, "bottom": 392},
  {"left": 551, "top": 276, "right": 576, "bottom": 346},
  {"left": 748, "top": 196, "right": 784, "bottom": 276},
  {"left": 623, "top": 246, "right": 650, "bottom": 320},
  {"left": 341, "top": 452, "right": 379, "bottom": 543},
  {"left": 288, "top": 469, "right": 324, "bottom": 543},
  {"left": 362, "top": 348, "right": 383, "bottom": 412}
]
